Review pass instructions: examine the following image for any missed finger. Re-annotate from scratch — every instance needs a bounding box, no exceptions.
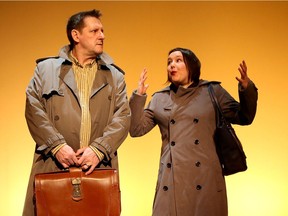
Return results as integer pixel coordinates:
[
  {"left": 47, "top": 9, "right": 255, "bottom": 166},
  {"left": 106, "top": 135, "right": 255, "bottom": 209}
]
[
  {"left": 85, "top": 164, "right": 96, "bottom": 175},
  {"left": 71, "top": 155, "right": 80, "bottom": 166},
  {"left": 140, "top": 68, "right": 148, "bottom": 79},
  {"left": 66, "top": 157, "right": 75, "bottom": 165},
  {"left": 236, "top": 77, "right": 242, "bottom": 83},
  {"left": 81, "top": 162, "right": 89, "bottom": 168},
  {"left": 240, "top": 61, "right": 247, "bottom": 74},
  {"left": 76, "top": 148, "right": 85, "bottom": 156},
  {"left": 61, "top": 162, "right": 69, "bottom": 169},
  {"left": 144, "top": 84, "right": 149, "bottom": 91},
  {"left": 238, "top": 67, "right": 246, "bottom": 79},
  {"left": 242, "top": 60, "right": 247, "bottom": 71}
]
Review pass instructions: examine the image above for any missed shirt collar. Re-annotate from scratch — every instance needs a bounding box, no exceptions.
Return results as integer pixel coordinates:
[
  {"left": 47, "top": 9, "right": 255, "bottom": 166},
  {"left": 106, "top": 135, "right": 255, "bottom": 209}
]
[{"left": 69, "top": 51, "right": 96, "bottom": 68}]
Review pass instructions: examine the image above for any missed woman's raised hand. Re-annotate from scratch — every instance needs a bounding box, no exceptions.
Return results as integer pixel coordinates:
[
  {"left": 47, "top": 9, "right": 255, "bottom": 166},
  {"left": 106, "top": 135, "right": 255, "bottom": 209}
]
[
  {"left": 137, "top": 68, "right": 149, "bottom": 95},
  {"left": 236, "top": 60, "right": 250, "bottom": 89}
]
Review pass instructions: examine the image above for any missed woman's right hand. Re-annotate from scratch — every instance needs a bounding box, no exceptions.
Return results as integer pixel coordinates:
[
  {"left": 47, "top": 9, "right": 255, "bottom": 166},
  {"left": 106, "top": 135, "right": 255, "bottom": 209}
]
[{"left": 136, "top": 68, "right": 149, "bottom": 95}]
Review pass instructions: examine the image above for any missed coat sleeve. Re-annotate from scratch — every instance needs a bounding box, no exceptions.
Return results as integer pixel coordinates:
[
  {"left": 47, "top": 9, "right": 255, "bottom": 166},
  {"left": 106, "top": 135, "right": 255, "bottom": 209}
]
[
  {"left": 129, "top": 91, "right": 157, "bottom": 137},
  {"left": 25, "top": 64, "right": 66, "bottom": 156},
  {"left": 214, "top": 80, "right": 258, "bottom": 125},
  {"left": 90, "top": 71, "right": 131, "bottom": 162}
]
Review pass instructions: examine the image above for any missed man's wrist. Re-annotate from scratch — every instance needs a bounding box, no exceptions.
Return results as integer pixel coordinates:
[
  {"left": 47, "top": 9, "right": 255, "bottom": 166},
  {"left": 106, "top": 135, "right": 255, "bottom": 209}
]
[
  {"left": 51, "top": 143, "right": 67, "bottom": 156},
  {"left": 89, "top": 145, "right": 104, "bottom": 161}
]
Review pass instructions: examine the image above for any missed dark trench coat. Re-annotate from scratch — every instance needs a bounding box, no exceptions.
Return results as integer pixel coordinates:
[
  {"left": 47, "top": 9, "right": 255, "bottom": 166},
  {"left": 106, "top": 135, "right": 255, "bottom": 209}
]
[{"left": 129, "top": 80, "right": 258, "bottom": 216}]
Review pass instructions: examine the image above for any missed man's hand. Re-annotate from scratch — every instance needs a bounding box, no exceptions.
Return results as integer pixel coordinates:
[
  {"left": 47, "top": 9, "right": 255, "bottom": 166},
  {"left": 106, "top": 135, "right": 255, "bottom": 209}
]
[
  {"left": 55, "top": 145, "right": 79, "bottom": 168},
  {"left": 76, "top": 147, "right": 100, "bottom": 175},
  {"left": 236, "top": 60, "right": 250, "bottom": 89}
]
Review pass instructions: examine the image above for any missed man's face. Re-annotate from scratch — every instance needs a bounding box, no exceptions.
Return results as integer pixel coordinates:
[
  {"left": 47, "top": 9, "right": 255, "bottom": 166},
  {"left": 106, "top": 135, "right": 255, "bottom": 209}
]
[{"left": 75, "top": 16, "right": 105, "bottom": 57}]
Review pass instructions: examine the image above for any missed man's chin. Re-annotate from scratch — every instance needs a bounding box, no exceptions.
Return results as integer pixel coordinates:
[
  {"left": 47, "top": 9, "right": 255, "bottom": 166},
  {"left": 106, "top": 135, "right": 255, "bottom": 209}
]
[{"left": 96, "top": 49, "right": 104, "bottom": 55}]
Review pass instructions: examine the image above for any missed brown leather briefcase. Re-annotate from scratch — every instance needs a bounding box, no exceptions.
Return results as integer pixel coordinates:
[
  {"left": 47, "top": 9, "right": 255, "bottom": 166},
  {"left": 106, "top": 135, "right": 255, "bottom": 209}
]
[{"left": 34, "top": 168, "right": 121, "bottom": 216}]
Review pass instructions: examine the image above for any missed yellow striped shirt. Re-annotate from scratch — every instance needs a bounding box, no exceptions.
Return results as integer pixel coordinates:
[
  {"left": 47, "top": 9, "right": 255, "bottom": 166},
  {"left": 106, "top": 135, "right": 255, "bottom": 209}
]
[{"left": 70, "top": 53, "right": 96, "bottom": 148}]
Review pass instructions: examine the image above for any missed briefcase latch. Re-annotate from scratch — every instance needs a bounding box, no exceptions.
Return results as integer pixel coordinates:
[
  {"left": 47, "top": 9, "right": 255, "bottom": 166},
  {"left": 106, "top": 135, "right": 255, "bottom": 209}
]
[{"left": 71, "top": 177, "right": 83, "bottom": 201}]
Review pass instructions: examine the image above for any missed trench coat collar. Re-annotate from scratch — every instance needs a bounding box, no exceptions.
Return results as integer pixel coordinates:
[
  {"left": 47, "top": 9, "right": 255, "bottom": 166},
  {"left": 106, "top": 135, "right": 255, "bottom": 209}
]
[
  {"left": 58, "top": 45, "right": 114, "bottom": 100},
  {"left": 154, "top": 79, "right": 221, "bottom": 95},
  {"left": 58, "top": 45, "right": 114, "bottom": 65}
]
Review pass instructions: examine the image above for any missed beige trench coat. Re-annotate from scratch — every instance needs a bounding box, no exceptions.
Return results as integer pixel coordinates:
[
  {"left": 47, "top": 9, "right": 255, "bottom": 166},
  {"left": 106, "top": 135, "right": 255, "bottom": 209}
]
[
  {"left": 23, "top": 46, "right": 131, "bottom": 216},
  {"left": 129, "top": 80, "right": 258, "bottom": 216}
]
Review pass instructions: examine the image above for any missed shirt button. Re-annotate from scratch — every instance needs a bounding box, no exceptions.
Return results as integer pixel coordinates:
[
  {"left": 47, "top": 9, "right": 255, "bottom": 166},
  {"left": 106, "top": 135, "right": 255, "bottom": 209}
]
[
  {"left": 170, "top": 119, "right": 175, "bottom": 124},
  {"left": 163, "top": 186, "right": 168, "bottom": 191},
  {"left": 196, "top": 185, "right": 202, "bottom": 190},
  {"left": 171, "top": 141, "right": 175, "bottom": 146},
  {"left": 194, "top": 139, "right": 200, "bottom": 145}
]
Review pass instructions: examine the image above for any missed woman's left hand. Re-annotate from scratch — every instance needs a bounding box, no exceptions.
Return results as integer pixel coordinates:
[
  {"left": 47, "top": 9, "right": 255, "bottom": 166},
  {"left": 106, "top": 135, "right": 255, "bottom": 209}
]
[{"left": 236, "top": 60, "right": 250, "bottom": 89}]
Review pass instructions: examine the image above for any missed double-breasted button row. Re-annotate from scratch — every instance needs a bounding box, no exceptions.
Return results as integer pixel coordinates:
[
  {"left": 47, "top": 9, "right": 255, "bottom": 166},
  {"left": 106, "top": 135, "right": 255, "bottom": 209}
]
[
  {"left": 163, "top": 185, "right": 201, "bottom": 191},
  {"left": 170, "top": 118, "right": 198, "bottom": 125}
]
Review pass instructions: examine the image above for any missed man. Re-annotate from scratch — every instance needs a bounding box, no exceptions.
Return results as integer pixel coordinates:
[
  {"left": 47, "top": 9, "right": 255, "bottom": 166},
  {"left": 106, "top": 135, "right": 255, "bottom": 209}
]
[{"left": 23, "top": 9, "right": 130, "bottom": 215}]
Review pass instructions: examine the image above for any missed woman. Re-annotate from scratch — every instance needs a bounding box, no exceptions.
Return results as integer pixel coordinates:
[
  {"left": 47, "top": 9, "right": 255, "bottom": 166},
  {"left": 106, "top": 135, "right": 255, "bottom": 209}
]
[{"left": 129, "top": 47, "right": 258, "bottom": 216}]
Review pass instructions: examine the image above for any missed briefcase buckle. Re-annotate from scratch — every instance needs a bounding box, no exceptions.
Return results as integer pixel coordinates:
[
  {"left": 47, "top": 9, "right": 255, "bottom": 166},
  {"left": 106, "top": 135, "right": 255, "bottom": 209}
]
[{"left": 71, "top": 177, "right": 83, "bottom": 201}]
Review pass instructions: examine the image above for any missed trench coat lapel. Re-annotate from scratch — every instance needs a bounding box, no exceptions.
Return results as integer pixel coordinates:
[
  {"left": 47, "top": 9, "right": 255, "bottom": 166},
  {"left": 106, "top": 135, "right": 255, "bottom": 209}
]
[
  {"left": 90, "top": 69, "right": 109, "bottom": 98},
  {"left": 59, "top": 63, "right": 80, "bottom": 102}
]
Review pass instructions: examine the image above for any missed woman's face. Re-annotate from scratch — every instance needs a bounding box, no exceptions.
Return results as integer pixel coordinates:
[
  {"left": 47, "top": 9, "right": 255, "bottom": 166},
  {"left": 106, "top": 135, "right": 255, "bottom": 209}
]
[{"left": 167, "top": 51, "right": 190, "bottom": 87}]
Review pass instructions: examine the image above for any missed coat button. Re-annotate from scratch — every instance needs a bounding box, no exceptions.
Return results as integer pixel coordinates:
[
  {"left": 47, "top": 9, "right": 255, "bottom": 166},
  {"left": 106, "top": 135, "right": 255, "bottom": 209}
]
[
  {"left": 54, "top": 115, "right": 60, "bottom": 121},
  {"left": 108, "top": 95, "right": 112, "bottom": 100},
  {"left": 170, "top": 119, "right": 175, "bottom": 124},
  {"left": 163, "top": 186, "right": 168, "bottom": 191},
  {"left": 193, "top": 118, "right": 199, "bottom": 123},
  {"left": 194, "top": 139, "right": 200, "bottom": 145},
  {"left": 171, "top": 141, "right": 175, "bottom": 146},
  {"left": 196, "top": 185, "right": 202, "bottom": 190},
  {"left": 167, "top": 163, "right": 171, "bottom": 168},
  {"left": 195, "top": 161, "right": 201, "bottom": 167}
]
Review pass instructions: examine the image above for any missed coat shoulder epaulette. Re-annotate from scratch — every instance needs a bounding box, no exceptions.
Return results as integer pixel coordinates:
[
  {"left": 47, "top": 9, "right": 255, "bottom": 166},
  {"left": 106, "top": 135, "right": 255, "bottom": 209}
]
[
  {"left": 111, "top": 64, "right": 125, "bottom": 75},
  {"left": 36, "top": 56, "right": 60, "bottom": 64},
  {"left": 100, "top": 63, "right": 125, "bottom": 75}
]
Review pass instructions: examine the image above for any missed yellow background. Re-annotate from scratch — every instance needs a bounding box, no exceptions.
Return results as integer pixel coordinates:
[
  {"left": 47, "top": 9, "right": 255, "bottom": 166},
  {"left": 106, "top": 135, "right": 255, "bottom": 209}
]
[{"left": 1, "top": 1, "right": 288, "bottom": 215}]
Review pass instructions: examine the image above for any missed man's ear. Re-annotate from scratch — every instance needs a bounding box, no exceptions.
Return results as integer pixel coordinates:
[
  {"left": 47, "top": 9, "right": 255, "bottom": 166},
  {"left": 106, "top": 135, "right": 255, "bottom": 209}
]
[{"left": 71, "top": 29, "right": 80, "bottom": 43}]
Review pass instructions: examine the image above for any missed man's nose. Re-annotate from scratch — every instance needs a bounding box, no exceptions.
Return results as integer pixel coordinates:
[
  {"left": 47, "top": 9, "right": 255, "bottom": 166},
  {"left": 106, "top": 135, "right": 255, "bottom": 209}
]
[{"left": 100, "top": 31, "right": 105, "bottom": 39}]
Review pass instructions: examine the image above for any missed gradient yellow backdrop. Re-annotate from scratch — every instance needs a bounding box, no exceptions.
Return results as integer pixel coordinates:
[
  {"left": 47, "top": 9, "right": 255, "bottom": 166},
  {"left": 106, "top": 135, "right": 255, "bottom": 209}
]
[{"left": 1, "top": 1, "right": 288, "bottom": 216}]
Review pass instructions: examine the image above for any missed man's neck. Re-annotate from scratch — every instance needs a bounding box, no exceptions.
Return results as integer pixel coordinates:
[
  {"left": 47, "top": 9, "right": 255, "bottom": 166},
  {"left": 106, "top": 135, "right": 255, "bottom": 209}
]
[{"left": 71, "top": 49, "right": 97, "bottom": 66}]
